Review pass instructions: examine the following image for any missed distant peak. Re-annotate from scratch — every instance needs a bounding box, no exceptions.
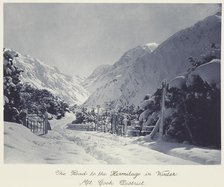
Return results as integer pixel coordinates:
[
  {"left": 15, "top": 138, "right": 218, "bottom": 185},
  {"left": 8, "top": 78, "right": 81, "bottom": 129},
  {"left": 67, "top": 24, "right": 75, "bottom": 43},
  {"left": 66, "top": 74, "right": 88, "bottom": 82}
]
[{"left": 142, "top": 43, "right": 159, "bottom": 52}]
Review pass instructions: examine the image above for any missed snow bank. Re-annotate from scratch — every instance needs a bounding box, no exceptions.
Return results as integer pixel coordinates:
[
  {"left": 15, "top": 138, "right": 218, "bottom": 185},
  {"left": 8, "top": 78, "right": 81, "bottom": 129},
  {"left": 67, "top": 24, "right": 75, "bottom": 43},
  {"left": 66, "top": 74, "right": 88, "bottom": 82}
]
[
  {"left": 4, "top": 112, "right": 221, "bottom": 165},
  {"left": 4, "top": 121, "right": 100, "bottom": 164},
  {"left": 135, "top": 138, "right": 221, "bottom": 165}
]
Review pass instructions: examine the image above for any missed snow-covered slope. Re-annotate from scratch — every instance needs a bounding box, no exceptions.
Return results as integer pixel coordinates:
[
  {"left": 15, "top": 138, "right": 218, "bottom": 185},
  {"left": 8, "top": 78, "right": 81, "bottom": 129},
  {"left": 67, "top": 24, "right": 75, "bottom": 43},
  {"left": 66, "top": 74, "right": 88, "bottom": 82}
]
[
  {"left": 83, "top": 43, "right": 159, "bottom": 108},
  {"left": 82, "top": 64, "right": 113, "bottom": 93},
  {"left": 82, "top": 43, "right": 158, "bottom": 94},
  {"left": 84, "top": 12, "right": 221, "bottom": 108},
  {"left": 4, "top": 119, "right": 100, "bottom": 164},
  {"left": 9, "top": 50, "right": 89, "bottom": 105}
]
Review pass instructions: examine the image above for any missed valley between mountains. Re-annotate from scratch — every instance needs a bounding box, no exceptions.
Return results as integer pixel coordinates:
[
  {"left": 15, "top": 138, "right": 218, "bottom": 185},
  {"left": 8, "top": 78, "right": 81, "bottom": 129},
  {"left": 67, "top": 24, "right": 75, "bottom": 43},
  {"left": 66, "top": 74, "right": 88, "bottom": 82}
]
[{"left": 4, "top": 12, "right": 221, "bottom": 164}]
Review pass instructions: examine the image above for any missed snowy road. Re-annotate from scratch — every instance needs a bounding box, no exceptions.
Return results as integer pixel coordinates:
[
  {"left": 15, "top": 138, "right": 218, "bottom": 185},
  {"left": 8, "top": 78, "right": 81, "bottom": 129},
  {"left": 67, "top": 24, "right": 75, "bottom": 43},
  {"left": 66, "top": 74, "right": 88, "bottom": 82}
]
[
  {"left": 5, "top": 114, "right": 220, "bottom": 164},
  {"left": 44, "top": 114, "right": 198, "bottom": 165}
]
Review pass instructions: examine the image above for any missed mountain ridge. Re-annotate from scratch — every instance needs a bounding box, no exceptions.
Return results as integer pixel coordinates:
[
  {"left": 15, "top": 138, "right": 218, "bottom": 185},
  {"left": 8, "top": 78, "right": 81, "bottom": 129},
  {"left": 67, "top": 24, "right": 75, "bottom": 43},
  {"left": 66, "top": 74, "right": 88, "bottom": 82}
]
[
  {"left": 6, "top": 49, "right": 89, "bottom": 105},
  {"left": 83, "top": 12, "right": 221, "bottom": 109}
]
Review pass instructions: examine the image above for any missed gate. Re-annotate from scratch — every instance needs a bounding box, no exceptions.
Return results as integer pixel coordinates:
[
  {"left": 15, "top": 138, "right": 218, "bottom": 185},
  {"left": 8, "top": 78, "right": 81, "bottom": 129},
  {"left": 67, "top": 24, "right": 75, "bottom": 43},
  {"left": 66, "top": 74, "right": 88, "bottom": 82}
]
[{"left": 23, "top": 114, "right": 47, "bottom": 135}]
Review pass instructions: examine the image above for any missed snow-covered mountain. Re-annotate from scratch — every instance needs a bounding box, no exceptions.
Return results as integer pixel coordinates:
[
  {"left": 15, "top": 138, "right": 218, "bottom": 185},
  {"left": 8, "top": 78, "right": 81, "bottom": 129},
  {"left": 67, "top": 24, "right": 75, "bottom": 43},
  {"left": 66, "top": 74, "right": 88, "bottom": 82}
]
[
  {"left": 82, "top": 64, "right": 113, "bottom": 93},
  {"left": 9, "top": 50, "right": 89, "bottom": 105},
  {"left": 83, "top": 12, "right": 221, "bottom": 109},
  {"left": 82, "top": 43, "right": 159, "bottom": 94}
]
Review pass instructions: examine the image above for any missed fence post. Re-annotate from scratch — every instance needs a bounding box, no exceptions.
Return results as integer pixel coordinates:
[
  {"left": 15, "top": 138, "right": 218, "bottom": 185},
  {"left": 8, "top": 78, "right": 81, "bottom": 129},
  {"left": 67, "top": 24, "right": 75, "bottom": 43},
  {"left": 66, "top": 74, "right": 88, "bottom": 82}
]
[
  {"left": 26, "top": 118, "right": 28, "bottom": 128},
  {"left": 30, "top": 121, "right": 33, "bottom": 132},
  {"left": 44, "top": 118, "right": 48, "bottom": 134},
  {"left": 96, "top": 105, "right": 100, "bottom": 131},
  {"left": 42, "top": 119, "right": 45, "bottom": 134},
  {"left": 159, "top": 80, "right": 167, "bottom": 140},
  {"left": 43, "top": 112, "right": 49, "bottom": 134},
  {"left": 123, "top": 115, "right": 127, "bottom": 136},
  {"left": 30, "top": 121, "right": 32, "bottom": 132}
]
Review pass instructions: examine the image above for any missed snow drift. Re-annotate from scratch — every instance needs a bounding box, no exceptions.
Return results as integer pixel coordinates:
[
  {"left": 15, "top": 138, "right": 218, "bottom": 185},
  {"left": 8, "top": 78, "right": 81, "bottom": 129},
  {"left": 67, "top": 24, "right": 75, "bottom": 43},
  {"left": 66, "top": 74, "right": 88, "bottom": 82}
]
[
  {"left": 4, "top": 120, "right": 99, "bottom": 164},
  {"left": 4, "top": 120, "right": 221, "bottom": 164}
]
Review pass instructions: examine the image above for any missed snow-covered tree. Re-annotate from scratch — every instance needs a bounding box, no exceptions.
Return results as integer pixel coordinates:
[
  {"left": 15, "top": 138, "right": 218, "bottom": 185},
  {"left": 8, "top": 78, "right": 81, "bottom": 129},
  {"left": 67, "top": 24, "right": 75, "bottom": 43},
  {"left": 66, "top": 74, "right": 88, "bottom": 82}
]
[
  {"left": 3, "top": 49, "right": 23, "bottom": 122},
  {"left": 164, "top": 75, "right": 220, "bottom": 148},
  {"left": 137, "top": 87, "right": 163, "bottom": 135},
  {"left": 3, "top": 48, "right": 69, "bottom": 122},
  {"left": 187, "top": 43, "right": 220, "bottom": 72}
]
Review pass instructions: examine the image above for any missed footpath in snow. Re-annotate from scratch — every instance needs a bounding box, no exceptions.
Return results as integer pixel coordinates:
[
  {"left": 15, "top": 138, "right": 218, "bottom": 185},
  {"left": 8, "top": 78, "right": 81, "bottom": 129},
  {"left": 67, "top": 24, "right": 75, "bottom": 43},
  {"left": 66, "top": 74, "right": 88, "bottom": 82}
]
[{"left": 4, "top": 113, "right": 221, "bottom": 164}]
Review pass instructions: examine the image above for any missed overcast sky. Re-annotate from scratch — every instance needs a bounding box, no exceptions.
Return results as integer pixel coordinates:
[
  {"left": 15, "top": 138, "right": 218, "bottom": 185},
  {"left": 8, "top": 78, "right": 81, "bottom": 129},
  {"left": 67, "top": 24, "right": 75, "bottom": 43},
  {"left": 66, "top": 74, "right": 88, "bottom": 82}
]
[{"left": 4, "top": 3, "right": 220, "bottom": 77}]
